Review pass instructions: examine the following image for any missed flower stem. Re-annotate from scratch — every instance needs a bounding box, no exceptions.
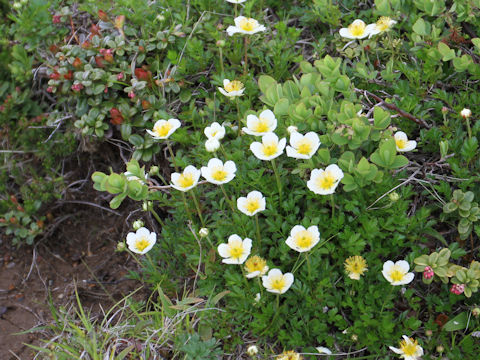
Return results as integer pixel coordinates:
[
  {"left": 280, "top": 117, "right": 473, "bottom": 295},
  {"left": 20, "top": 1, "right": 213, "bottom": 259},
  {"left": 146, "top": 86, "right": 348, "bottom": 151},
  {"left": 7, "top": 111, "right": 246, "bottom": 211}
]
[
  {"left": 305, "top": 252, "right": 311, "bottom": 280},
  {"left": 181, "top": 192, "right": 194, "bottom": 224},
  {"left": 218, "top": 47, "right": 224, "bottom": 75},
  {"left": 466, "top": 118, "right": 472, "bottom": 139},
  {"left": 271, "top": 159, "right": 283, "bottom": 205},
  {"left": 220, "top": 144, "right": 229, "bottom": 159},
  {"left": 380, "top": 286, "right": 394, "bottom": 314},
  {"left": 330, "top": 194, "right": 335, "bottom": 219},
  {"left": 150, "top": 207, "right": 165, "bottom": 228},
  {"left": 145, "top": 253, "right": 156, "bottom": 270},
  {"left": 191, "top": 190, "right": 205, "bottom": 227},
  {"left": 291, "top": 252, "right": 303, "bottom": 274},
  {"left": 220, "top": 184, "right": 236, "bottom": 213},
  {"left": 166, "top": 141, "right": 179, "bottom": 173},
  {"left": 243, "top": 36, "right": 250, "bottom": 76},
  {"left": 234, "top": 3, "right": 238, "bottom": 17},
  {"left": 255, "top": 214, "right": 261, "bottom": 246},
  {"left": 235, "top": 97, "right": 242, "bottom": 136}
]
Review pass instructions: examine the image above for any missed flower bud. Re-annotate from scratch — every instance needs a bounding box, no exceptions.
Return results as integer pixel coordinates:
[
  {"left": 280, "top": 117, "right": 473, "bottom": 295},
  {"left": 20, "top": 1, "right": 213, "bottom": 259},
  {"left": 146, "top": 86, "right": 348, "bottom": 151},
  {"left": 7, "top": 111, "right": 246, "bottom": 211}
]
[
  {"left": 389, "top": 191, "right": 400, "bottom": 202},
  {"left": 460, "top": 108, "right": 472, "bottom": 119},
  {"left": 142, "top": 201, "right": 152, "bottom": 211},
  {"left": 436, "top": 345, "right": 444, "bottom": 353},
  {"left": 246, "top": 345, "right": 258, "bottom": 357},
  {"left": 133, "top": 219, "right": 144, "bottom": 230},
  {"left": 450, "top": 283, "right": 465, "bottom": 295},
  {"left": 156, "top": 14, "right": 165, "bottom": 22},
  {"left": 351, "top": 334, "right": 358, "bottom": 342},
  {"left": 199, "top": 228, "right": 209, "bottom": 238},
  {"left": 287, "top": 125, "right": 298, "bottom": 134},
  {"left": 472, "top": 307, "right": 480, "bottom": 317},
  {"left": 205, "top": 138, "right": 220, "bottom": 152},
  {"left": 116, "top": 242, "right": 126, "bottom": 252},
  {"left": 441, "top": 106, "right": 448, "bottom": 115},
  {"left": 13, "top": 2, "right": 22, "bottom": 9},
  {"left": 216, "top": 40, "right": 226, "bottom": 47},
  {"left": 149, "top": 166, "right": 159, "bottom": 176},
  {"left": 423, "top": 266, "right": 434, "bottom": 280},
  {"left": 254, "top": 293, "right": 261, "bottom": 302},
  {"left": 425, "top": 329, "right": 433, "bottom": 337}
]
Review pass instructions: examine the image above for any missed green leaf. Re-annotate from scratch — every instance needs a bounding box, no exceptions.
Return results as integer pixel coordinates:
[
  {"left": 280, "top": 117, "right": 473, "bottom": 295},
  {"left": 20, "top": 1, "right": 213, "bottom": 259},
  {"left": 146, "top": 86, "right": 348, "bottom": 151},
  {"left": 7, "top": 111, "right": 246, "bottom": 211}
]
[
  {"left": 443, "top": 312, "right": 468, "bottom": 332},
  {"left": 412, "top": 18, "right": 428, "bottom": 36},
  {"left": 109, "top": 193, "right": 127, "bottom": 209},
  {"left": 274, "top": 98, "right": 290, "bottom": 116},
  {"left": 390, "top": 155, "right": 409, "bottom": 169},
  {"left": 438, "top": 42, "right": 456, "bottom": 61},
  {"left": 258, "top": 75, "right": 277, "bottom": 94},
  {"left": 129, "top": 134, "right": 144, "bottom": 147},
  {"left": 373, "top": 107, "right": 391, "bottom": 130}
]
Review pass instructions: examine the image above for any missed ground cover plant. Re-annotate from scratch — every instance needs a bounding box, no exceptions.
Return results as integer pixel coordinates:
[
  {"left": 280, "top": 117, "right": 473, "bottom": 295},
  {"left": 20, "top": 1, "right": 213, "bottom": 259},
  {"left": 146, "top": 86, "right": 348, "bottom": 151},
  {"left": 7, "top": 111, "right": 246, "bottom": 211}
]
[{"left": 2, "top": 0, "right": 480, "bottom": 359}]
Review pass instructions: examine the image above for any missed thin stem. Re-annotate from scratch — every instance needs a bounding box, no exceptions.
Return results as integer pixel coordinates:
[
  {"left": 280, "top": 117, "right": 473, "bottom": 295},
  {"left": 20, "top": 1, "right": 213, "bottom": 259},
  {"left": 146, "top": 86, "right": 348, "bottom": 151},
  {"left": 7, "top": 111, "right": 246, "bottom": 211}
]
[
  {"left": 145, "top": 253, "right": 157, "bottom": 270},
  {"left": 291, "top": 252, "right": 303, "bottom": 274},
  {"left": 234, "top": 3, "right": 238, "bottom": 17},
  {"left": 218, "top": 47, "right": 224, "bottom": 75},
  {"left": 220, "top": 144, "right": 229, "bottom": 159},
  {"left": 305, "top": 252, "right": 311, "bottom": 280},
  {"left": 220, "top": 184, "right": 236, "bottom": 213},
  {"left": 181, "top": 192, "right": 194, "bottom": 224},
  {"left": 271, "top": 159, "right": 283, "bottom": 205},
  {"left": 330, "top": 194, "right": 335, "bottom": 219},
  {"left": 235, "top": 97, "right": 242, "bottom": 136},
  {"left": 191, "top": 190, "right": 205, "bottom": 227},
  {"left": 243, "top": 36, "right": 250, "bottom": 76},
  {"left": 257, "top": 276, "right": 263, "bottom": 297},
  {"left": 255, "top": 214, "right": 261, "bottom": 247},
  {"left": 380, "top": 286, "right": 394, "bottom": 314},
  {"left": 150, "top": 207, "right": 165, "bottom": 228},
  {"left": 166, "top": 141, "right": 179, "bottom": 172},
  {"left": 466, "top": 118, "right": 472, "bottom": 139}
]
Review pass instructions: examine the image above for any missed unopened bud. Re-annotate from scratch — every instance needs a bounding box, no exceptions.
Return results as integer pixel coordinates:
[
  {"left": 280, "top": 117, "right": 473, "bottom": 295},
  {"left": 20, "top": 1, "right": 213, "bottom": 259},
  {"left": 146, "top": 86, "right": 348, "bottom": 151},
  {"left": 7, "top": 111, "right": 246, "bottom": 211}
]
[
  {"left": 149, "top": 166, "right": 159, "bottom": 176},
  {"left": 156, "top": 14, "right": 165, "bottom": 22},
  {"left": 246, "top": 345, "right": 258, "bottom": 357},
  {"left": 133, "top": 219, "right": 144, "bottom": 230},
  {"left": 389, "top": 192, "right": 400, "bottom": 202},
  {"left": 254, "top": 293, "right": 261, "bottom": 302},
  {"left": 436, "top": 345, "right": 444, "bottom": 353},
  {"left": 472, "top": 307, "right": 480, "bottom": 317},
  {"left": 287, "top": 125, "right": 298, "bottom": 135},
  {"left": 351, "top": 334, "right": 358, "bottom": 342},
  {"left": 441, "top": 106, "right": 448, "bottom": 115},
  {"left": 199, "top": 228, "right": 209, "bottom": 238},
  {"left": 142, "top": 201, "right": 152, "bottom": 211},
  {"left": 117, "top": 242, "right": 126, "bottom": 252},
  {"left": 425, "top": 329, "right": 433, "bottom": 337},
  {"left": 216, "top": 40, "right": 226, "bottom": 47},
  {"left": 460, "top": 108, "right": 472, "bottom": 119}
]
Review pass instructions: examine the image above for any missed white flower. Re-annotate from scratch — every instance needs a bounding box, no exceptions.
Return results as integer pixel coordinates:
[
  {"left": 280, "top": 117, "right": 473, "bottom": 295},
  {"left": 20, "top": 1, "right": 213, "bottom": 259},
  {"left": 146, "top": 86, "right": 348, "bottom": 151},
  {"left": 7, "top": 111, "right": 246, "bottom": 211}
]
[
  {"left": 287, "top": 125, "right": 298, "bottom": 134},
  {"left": 204, "top": 122, "right": 226, "bottom": 140},
  {"left": 285, "top": 225, "right": 320, "bottom": 253},
  {"left": 201, "top": 158, "right": 237, "bottom": 185},
  {"left": 244, "top": 255, "right": 269, "bottom": 278},
  {"left": 205, "top": 138, "right": 221, "bottom": 152},
  {"left": 389, "top": 335, "right": 424, "bottom": 360},
  {"left": 307, "top": 164, "right": 344, "bottom": 195},
  {"left": 394, "top": 131, "right": 417, "bottom": 152},
  {"left": 254, "top": 293, "right": 261, "bottom": 302},
  {"left": 339, "top": 19, "right": 376, "bottom": 39},
  {"left": 368, "top": 17, "right": 397, "bottom": 37},
  {"left": 286, "top": 131, "right": 321, "bottom": 159},
  {"left": 199, "top": 228, "right": 209, "bottom": 237},
  {"left": 226, "top": 16, "right": 266, "bottom": 36},
  {"left": 126, "top": 227, "right": 156, "bottom": 254},
  {"left": 237, "top": 191, "right": 266, "bottom": 216},
  {"left": 226, "top": 0, "right": 246, "bottom": 3},
  {"left": 246, "top": 345, "right": 258, "bottom": 356},
  {"left": 218, "top": 79, "right": 245, "bottom": 97},
  {"left": 316, "top": 347, "right": 332, "bottom": 355},
  {"left": 250, "top": 133, "right": 286, "bottom": 161},
  {"left": 242, "top": 110, "right": 277, "bottom": 136},
  {"left": 262, "top": 268, "right": 294, "bottom": 294},
  {"left": 170, "top": 165, "right": 201, "bottom": 192},
  {"left": 382, "top": 260, "right": 415, "bottom": 286},
  {"left": 217, "top": 234, "right": 252, "bottom": 264},
  {"left": 461, "top": 108, "right": 472, "bottom": 119},
  {"left": 146, "top": 118, "right": 181, "bottom": 139}
]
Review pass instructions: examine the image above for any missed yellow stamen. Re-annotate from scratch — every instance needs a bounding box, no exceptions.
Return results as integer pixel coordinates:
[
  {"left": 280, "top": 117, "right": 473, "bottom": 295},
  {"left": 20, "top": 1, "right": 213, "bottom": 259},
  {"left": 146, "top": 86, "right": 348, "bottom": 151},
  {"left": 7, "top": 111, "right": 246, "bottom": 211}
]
[
  {"left": 239, "top": 18, "right": 257, "bottom": 32},
  {"left": 389, "top": 268, "right": 405, "bottom": 282},
  {"left": 376, "top": 16, "right": 392, "bottom": 32},
  {"left": 244, "top": 255, "right": 267, "bottom": 274},
  {"left": 245, "top": 198, "right": 260, "bottom": 213},
  {"left": 225, "top": 80, "right": 244, "bottom": 92},
  {"left": 262, "top": 142, "right": 278, "bottom": 156},
  {"left": 317, "top": 172, "right": 336, "bottom": 190},
  {"left": 344, "top": 256, "right": 368, "bottom": 279},
  {"left": 271, "top": 276, "right": 286, "bottom": 291},
  {"left": 212, "top": 167, "right": 227, "bottom": 181},
  {"left": 395, "top": 138, "right": 407, "bottom": 149},
  {"left": 297, "top": 139, "right": 312, "bottom": 155},
  {"left": 228, "top": 243, "right": 244, "bottom": 259},
  {"left": 399, "top": 338, "right": 419, "bottom": 356},
  {"left": 154, "top": 122, "right": 172, "bottom": 137},
  {"left": 295, "top": 230, "right": 313, "bottom": 249},
  {"left": 348, "top": 21, "right": 366, "bottom": 37},
  {"left": 177, "top": 173, "right": 194, "bottom": 188},
  {"left": 135, "top": 237, "right": 150, "bottom": 252},
  {"left": 253, "top": 118, "right": 270, "bottom": 133}
]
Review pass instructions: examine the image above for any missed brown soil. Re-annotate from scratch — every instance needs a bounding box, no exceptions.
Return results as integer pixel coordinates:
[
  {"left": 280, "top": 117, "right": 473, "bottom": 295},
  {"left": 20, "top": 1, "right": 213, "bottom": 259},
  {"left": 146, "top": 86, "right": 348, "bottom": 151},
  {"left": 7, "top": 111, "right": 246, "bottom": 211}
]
[{"left": 0, "top": 201, "right": 143, "bottom": 359}]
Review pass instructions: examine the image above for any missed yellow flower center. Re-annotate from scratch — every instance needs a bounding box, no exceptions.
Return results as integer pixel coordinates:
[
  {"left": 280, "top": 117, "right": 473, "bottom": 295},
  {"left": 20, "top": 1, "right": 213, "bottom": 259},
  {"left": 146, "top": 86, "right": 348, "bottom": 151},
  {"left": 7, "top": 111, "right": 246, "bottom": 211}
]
[
  {"left": 395, "top": 138, "right": 407, "bottom": 149},
  {"left": 154, "top": 122, "right": 172, "bottom": 137},
  {"left": 253, "top": 117, "right": 270, "bottom": 133},
  {"left": 348, "top": 21, "right": 366, "bottom": 37},
  {"left": 297, "top": 139, "right": 312, "bottom": 155},
  {"left": 270, "top": 276, "right": 286, "bottom": 291},
  {"left": 317, "top": 172, "right": 336, "bottom": 190},
  {"left": 389, "top": 268, "right": 405, "bottom": 282},
  {"left": 245, "top": 198, "right": 260, "bottom": 213},
  {"left": 135, "top": 237, "right": 150, "bottom": 252},
  {"left": 262, "top": 142, "right": 278, "bottom": 156},
  {"left": 400, "top": 338, "right": 419, "bottom": 356},
  {"left": 295, "top": 230, "right": 313, "bottom": 249},
  {"left": 178, "top": 173, "right": 194, "bottom": 189},
  {"left": 245, "top": 255, "right": 267, "bottom": 274},
  {"left": 225, "top": 80, "right": 244, "bottom": 92},
  {"left": 228, "top": 243, "right": 244, "bottom": 259},
  {"left": 212, "top": 167, "right": 227, "bottom": 181},
  {"left": 376, "top": 16, "right": 392, "bottom": 32},
  {"left": 279, "top": 351, "right": 301, "bottom": 360},
  {"left": 344, "top": 256, "right": 367, "bottom": 278},
  {"left": 239, "top": 18, "right": 257, "bottom": 32}
]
